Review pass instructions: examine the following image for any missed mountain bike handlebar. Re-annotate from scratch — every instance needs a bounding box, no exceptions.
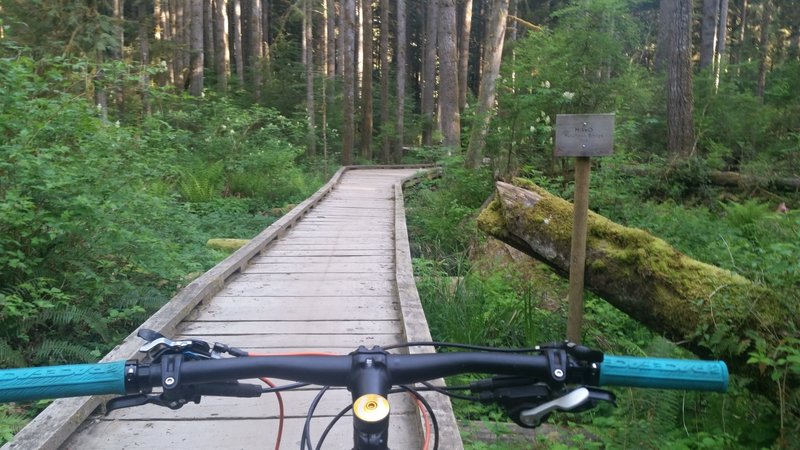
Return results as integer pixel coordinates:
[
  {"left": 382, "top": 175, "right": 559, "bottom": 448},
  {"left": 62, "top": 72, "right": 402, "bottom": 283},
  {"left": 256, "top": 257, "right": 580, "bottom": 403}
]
[
  {"left": 0, "top": 332, "right": 728, "bottom": 449},
  {"left": 0, "top": 351, "right": 728, "bottom": 403}
]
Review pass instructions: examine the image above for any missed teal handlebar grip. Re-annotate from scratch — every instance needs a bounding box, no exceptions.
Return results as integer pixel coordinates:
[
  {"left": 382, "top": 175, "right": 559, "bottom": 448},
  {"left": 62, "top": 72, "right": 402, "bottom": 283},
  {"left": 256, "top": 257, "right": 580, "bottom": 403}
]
[
  {"left": 599, "top": 356, "right": 728, "bottom": 392},
  {"left": 0, "top": 360, "right": 127, "bottom": 402}
]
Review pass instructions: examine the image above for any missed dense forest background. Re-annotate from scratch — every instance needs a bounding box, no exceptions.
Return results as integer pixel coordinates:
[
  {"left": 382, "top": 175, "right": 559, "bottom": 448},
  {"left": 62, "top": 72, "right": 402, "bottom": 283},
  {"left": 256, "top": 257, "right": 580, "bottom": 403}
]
[{"left": 1, "top": 0, "right": 799, "bottom": 447}]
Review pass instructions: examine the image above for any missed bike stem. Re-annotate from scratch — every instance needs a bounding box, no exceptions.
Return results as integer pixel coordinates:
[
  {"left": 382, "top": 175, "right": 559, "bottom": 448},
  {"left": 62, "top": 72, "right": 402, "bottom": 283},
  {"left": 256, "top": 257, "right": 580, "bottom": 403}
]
[{"left": 349, "top": 347, "right": 393, "bottom": 450}]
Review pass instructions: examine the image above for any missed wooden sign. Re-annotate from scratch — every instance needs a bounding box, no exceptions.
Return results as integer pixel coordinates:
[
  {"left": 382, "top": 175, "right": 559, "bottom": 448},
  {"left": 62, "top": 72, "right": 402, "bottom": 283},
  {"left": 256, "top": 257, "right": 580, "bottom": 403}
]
[
  {"left": 552, "top": 113, "right": 615, "bottom": 344},
  {"left": 554, "top": 113, "right": 615, "bottom": 157}
]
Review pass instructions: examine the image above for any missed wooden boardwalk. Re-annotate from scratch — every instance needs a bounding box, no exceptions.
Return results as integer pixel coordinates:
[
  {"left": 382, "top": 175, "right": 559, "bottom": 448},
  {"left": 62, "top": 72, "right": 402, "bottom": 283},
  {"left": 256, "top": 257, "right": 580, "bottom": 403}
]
[{"left": 5, "top": 167, "right": 462, "bottom": 450}]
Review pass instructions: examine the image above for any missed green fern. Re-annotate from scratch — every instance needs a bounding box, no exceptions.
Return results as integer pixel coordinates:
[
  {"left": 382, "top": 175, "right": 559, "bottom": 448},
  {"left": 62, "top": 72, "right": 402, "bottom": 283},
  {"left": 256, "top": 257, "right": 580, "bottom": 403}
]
[
  {"left": 0, "top": 404, "right": 31, "bottom": 445},
  {"left": 33, "top": 306, "right": 111, "bottom": 342},
  {"left": 17, "top": 305, "right": 111, "bottom": 343},
  {"left": 178, "top": 161, "right": 224, "bottom": 202},
  {"left": 33, "top": 339, "right": 97, "bottom": 364}
]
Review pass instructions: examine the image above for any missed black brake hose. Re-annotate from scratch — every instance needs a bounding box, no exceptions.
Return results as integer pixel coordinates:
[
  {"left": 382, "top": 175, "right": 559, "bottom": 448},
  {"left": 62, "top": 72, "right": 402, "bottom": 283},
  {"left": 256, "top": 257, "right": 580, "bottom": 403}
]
[
  {"left": 419, "top": 381, "right": 483, "bottom": 402},
  {"left": 315, "top": 404, "right": 351, "bottom": 450},
  {"left": 302, "top": 386, "right": 329, "bottom": 450}
]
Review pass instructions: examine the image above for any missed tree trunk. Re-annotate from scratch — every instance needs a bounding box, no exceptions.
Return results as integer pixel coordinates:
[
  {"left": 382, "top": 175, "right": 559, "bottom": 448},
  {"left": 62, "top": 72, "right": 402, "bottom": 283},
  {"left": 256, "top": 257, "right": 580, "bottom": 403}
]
[
  {"left": 756, "top": 0, "right": 772, "bottom": 99},
  {"left": 360, "top": 0, "right": 373, "bottom": 159},
  {"left": 465, "top": 0, "right": 508, "bottom": 168},
  {"left": 458, "top": 0, "right": 473, "bottom": 112},
  {"left": 438, "top": 0, "right": 460, "bottom": 150},
  {"left": 342, "top": 0, "right": 355, "bottom": 165},
  {"left": 655, "top": 0, "right": 669, "bottom": 72},
  {"left": 379, "top": 0, "right": 390, "bottom": 163},
  {"left": 204, "top": 0, "right": 214, "bottom": 69},
  {"left": 714, "top": 0, "right": 730, "bottom": 89},
  {"left": 395, "top": 0, "right": 407, "bottom": 163},
  {"left": 215, "top": 0, "right": 230, "bottom": 92},
  {"left": 326, "top": 0, "right": 336, "bottom": 80},
  {"left": 322, "top": 0, "right": 330, "bottom": 162},
  {"left": 139, "top": 0, "right": 151, "bottom": 115},
  {"left": 734, "top": 0, "right": 748, "bottom": 65},
  {"left": 337, "top": 0, "right": 345, "bottom": 78},
  {"left": 263, "top": 0, "right": 271, "bottom": 46},
  {"left": 355, "top": 0, "right": 362, "bottom": 107},
  {"left": 477, "top": 180, "right": 790, "bottom": 397},
  {"left": 250, "top": 0, "right": 263, "bottom": 100},
  {"left": 113, "top": 0, "right": 124, "bottom": 59},
  {"left": 176, "top": 0, "right": 188, "bottom": 91},
  {"left": 421, "top": 0, "right": 439, "bottom": 146},
  {"left": 232, "top": 0, "right": 244, "bottom": 85},
  {"left": 189, "top": 0, "right": 205, "bottom": 96},
  {"left": 700, "top": 0, "right": 720, "bottom": 70},
  {"left": 305, "top": 0, "right": 316, "bottom": 156},
  {"left": 112, "top": 0, "right": 125, "bottom": 116},
  {"left": 666, "top": 0, "right": 695, "bottom": 158}
]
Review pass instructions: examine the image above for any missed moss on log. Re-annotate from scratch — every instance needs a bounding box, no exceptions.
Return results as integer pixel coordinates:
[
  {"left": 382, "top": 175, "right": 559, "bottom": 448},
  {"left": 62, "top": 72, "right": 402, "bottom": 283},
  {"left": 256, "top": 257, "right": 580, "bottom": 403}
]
[
  {"left": 206, "top": 238, "right": 250, "bottom": 252},
  {"left": 477, "top": 180, "right": 790, "bottom": 393}
]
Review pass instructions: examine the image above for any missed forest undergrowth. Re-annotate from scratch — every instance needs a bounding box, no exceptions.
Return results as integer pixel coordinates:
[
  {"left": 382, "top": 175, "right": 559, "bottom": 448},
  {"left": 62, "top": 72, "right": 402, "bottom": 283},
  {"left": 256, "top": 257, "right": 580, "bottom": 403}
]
[
  {"left": 404, "top": 157, "right": 799, "bottom": 450},
  {"left": 0, "top": 50, "right": 325, "bottom": 442}
]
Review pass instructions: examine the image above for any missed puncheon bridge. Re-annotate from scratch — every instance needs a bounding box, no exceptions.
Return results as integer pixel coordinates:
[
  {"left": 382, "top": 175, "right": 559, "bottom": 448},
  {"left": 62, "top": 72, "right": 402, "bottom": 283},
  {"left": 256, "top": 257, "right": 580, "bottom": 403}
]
[{"left": 4, "top": 166, "right": 463, "bottom": 450}]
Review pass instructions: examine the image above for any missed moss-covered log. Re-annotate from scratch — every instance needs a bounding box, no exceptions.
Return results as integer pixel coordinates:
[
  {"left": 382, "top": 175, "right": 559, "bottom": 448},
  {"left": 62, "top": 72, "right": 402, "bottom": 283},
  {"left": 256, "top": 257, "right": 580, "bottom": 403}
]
[
  {"left": 206, "top": 238, "right": 250, "bottom": 252},
  {"left": 477, "top": 179, "right": 790, "bottom": 392}
]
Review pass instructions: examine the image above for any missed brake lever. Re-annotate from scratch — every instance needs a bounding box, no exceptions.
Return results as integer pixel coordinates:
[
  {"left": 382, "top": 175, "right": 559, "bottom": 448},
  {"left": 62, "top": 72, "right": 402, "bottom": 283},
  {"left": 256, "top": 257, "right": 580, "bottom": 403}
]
[
  {"left": 105, "top": 393, "right": 199, "bottom": 413},
  {"left": 517, "top": 387, "right": 617, "bottom": 427},
  {"left": 518, "top": 387, "right": 591, "bottom": 427}
]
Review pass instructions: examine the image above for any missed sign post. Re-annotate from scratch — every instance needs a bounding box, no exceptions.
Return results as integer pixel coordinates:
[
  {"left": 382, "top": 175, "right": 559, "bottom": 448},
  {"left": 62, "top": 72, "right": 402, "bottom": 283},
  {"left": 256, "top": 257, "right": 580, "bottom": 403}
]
[{"left": 554, "top": 113, "right": 615, "bottom": 344}]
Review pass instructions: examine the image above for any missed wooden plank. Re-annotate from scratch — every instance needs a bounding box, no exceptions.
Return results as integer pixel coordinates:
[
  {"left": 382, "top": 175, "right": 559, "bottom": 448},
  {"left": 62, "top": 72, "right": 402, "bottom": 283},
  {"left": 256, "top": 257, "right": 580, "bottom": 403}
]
[
  {"left": 314, "top": 201, "right": 394, "bottom": 208},
  {"left": 248, "top": 255, "right": 392, "bottom": 264},
  {"left": 264, "top": 239, "right": 395, "bottom": 247},
  {"left": 304, "top": 207, "right": 390, "bottom": 214},
  {"left": 262, "top": 248, "right": 394, "bottom": 256},
  {"left": 178, "top": 320, "right": 401, "bottom": 335},
  {"left": 171, "top": 333, "right": 404, "bottom": 348},
  {"left": 294, "top": 219, "right": 394, "bottom": 226},
  {"left": 243, "top": 262, "right": 394, "bottom": 273},
  {"left": 266, "top": 242, "right": 395, "bottom": 251},
  {"left": 230, "top": 272, "right": 395, "bottom": 282},
  {"left": 62, "top": 414, "right": 423, "bottom": 449},
  {"left": 218, "top": 279, "right": 395, "bottom": 297},
  {"left": 275, "top": 230, "right": 394, "bottom": 238},
  {"left": 190, "top": 297, "right": 399, "bottom": 321}
]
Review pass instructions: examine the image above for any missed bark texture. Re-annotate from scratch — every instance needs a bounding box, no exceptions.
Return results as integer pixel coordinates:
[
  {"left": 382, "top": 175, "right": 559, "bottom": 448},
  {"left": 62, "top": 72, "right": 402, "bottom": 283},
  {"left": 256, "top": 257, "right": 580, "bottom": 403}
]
[
  {"left": 395, "top": 0, "right": 407, "bottom": 162},
  {"left": 477, "top": 180, "right": 790, "bottom": 394},
  {"left": 360, "top": 0, "right": 373, "bottom": 159},
  {"left": 465, "top": 0, "right": 508, "bottom": 168},
  {"left": 458, "top": 0, "right": 473, "bottom": 112},
  {"left": 215, "top": 0, "right": 230, "bottom": 91},
  {"left": 232, "top": 0, "right": 244, "bottom": 85},
  {"left": 189, "top": 0, "right": 204, "bottom": 96},
  {"left": 379, "top": 0, "right": 391, "bottom": 163},
  {"left": 342, "top": 0, "right": 355, "bottom": 165},
  {"left": 305, "top": 0, "right": 316, "bottom": 156},
  {"left": 421, "top": 0, "right": 439, "bottom": 147},
  {"left": 666, "top": 0, "right": 695, "bottom": 157},
  {"left": 700, "top": 0, "right": 720, "bottom": 70},
  {"left": 438, "top": 0, "right": 460, "bottom": 149}
]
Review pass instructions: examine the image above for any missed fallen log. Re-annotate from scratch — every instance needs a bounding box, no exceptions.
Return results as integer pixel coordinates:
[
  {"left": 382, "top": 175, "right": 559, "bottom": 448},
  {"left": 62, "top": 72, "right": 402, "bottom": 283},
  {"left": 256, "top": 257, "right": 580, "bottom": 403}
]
[
  {"left": 477, "top": 179, "right": 792, "bottom": 393},
  {"left": 206, "top": 238, "right": 250, "bottom": 252}
]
